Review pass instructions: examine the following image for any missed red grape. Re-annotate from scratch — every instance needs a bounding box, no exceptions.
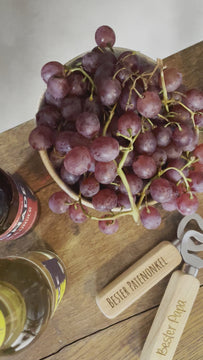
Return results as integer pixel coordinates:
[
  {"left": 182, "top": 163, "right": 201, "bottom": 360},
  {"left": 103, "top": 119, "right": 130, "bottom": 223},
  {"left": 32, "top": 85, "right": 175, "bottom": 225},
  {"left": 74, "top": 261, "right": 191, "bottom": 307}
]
[
  {"left": 29, "top": 125, "right": 55, "bottom": 150},
  {"left": 140, "top": 206, "right": 161, "bottom": 229},
  {"left": 49, "top": 149, "right": 64, "bottom": 169},
  {"left": 94, "top": 161, "right": 117, "bottom": 184},
  {"left": 135, "top": 131, "right": 157, "bottom": 155},
  {"left": 176, "top": 192, "right": 199, "bottom": 215},
  {"left": 164, "top": 142, "right": 182, "bottom": 160},
  {"left": 55, "top": 131, "right": 74, "bottom": 154},
  {"left": 64, "top": 146, "right": 92, "bottom": 175},
  {"left": 193, "top": 144, "right": 203, "bottom": 164},
  {"left": 117, "top": 192, "right": 136, "bottom": 209},
  {"left": 192, "top": 161, "right": 203, "bottom": 173},
  {"left": 92, "top": 189, "right": 117, "bottom": 211},
  {"left": 164, "top": 158, "right": 189, "bottom": 183},
  {"left": 98, "top": 78, "right": 121, "bottom": 107},
  {"left": 194, "top": 110, "right": 203, "bottom": 127},
  {"left": 189, "top": 171, "right": 203, "bottom": 193},
  {"left": 61, "top": 96, "right": 82, "bottom": 122},
  {"left": 162, "top": 199, "right": 177, "bottom": 211},
  {"left": 182, "top": 129, "right": 198, "bottom": 152},
  {"left": 98, "top": 219, "right": 119, "bottom": 234},
  {"left": 137, "top": 91, "right": 162, "bottom": 118},
  {"left": 83, "top": 96, "right": 102, "bottom": 117},
  {"left": 160, "top": 68, "right": 182, "bottom": 92},
  {"left": 69, "top": 203, "right": 87, "bottom": 223},
  {"left": 153, "top": 126, "right": 172, "bottom": 147},
  {"left": 183, "top": 89, "right": 203, "bottom": 111},
  {"left": 132, "top": 155, "right": 157, "bottom": 179},
  {"left": 80, "top": 175, "right": 100, "bottom": 197},
  {"left": 55, "top": 131, "right": 90, "bottom": 155},
  {"left": 47, "top": 75, "right": 70, "bottom": 99},
  {"left": 41, "top": 61, "right": 65, "bottom": 83},
  {"left": 94, "top": 62, "right": 115, "bottom": 86},
  {"left": 90, "top": 136, "right": 120, "bottom": 162},
  {"left": 76, "top": 112, "right": 100, "bottom": 139},
  {"left": 173, "top": 124, "right": 194, "bottom": 147},
  {"left": 152, "top": 148, "right": 167, "bottom": 167},
  {"left": 95, "top": 25, "right": 116, "bottom": 48},
  {"left": 150, "top": 178, "right": 174, "bottom": 203},
  {"left": 82, "top": 51, "right": 101, "bottom": 74},
  {"left": 36, "top": 105, "right": 62, "bottom": 129},
  {"left": 117, "top": 111, "right": 141, "bottom": 137},
  {"left": 60, "top": 164, "right": 80, "bottom": 185},
  {"left": 48, "top": 191, "right": 72, "bottom": 214},
  {"left": 119, "top": 173, "right": 143, "bottom": 195},
  {"left": 67, "top": 72, "right": 88, "bottom": 96},
  {"left": 44, "top": 90, "right": 63, "bottom": 108}
]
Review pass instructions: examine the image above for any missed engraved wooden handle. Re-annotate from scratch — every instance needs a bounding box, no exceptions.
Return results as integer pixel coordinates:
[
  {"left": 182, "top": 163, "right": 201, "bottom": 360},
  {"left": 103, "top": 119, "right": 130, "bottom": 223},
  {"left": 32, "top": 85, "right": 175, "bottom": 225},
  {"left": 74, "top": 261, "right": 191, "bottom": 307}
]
[
  {"left": 96, "top": 241, "right": 182, "bottom": 319},
  {"left": 140, "top": 270, "right": 200, "bottom": 360}
]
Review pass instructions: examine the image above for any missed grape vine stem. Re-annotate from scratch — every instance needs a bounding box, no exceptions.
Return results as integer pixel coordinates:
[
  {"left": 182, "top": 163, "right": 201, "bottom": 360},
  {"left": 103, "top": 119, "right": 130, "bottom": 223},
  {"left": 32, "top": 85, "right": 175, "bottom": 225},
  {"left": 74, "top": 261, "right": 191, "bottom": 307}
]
[{"left": 66, "top": 66, "right": 95, "bottom": 100}]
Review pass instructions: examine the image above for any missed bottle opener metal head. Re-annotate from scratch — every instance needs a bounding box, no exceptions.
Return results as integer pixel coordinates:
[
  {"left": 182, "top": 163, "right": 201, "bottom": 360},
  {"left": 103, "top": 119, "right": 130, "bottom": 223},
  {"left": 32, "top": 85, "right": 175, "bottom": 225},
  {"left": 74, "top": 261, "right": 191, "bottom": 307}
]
[{"left": 176, "top": 213, "right": 203, "bottom": 272}]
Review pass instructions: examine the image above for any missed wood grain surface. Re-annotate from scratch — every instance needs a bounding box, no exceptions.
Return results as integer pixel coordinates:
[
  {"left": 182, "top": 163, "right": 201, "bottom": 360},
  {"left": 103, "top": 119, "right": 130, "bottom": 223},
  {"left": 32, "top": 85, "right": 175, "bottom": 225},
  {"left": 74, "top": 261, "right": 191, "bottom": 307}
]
[{"left": 0, "top": 41, "right": 202, "bottom": 360}]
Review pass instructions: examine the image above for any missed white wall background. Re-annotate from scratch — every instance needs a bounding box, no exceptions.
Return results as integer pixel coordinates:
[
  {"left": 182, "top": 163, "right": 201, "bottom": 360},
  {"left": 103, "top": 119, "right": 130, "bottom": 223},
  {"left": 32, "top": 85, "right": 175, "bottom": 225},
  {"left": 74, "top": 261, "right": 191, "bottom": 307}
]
[{"left": 0, "top": 0, "right": 202, "bottom": 134}]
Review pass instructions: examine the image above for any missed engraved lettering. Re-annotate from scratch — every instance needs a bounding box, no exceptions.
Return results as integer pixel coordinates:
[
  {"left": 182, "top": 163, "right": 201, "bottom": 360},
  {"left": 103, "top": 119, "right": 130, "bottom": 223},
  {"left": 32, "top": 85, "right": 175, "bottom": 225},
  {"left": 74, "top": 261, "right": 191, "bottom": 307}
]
[
  {"left": 156, "top": 347, "right": 167, "bottom": 356},
  {"left": 145, "top": 268, "right": 153, "bottom": 277},
  {"left": 120, "top": 286, "right": 130, "bottom": 298},
  {"left": 148, "top": 264, "right": 159, "bottom": 274},
  {"left": 139, "top": 271, "right": 149, "bottom": 282},
  {"left": 106, "top": 297, "right": 115, "bottom": 308},
  {"left": 106, "top": 287, "right": 131, "bottom": 307},
  {"left": 114, "top": 292, "right": 122, "bottom": 303},
  {"left": 106, "top": 256, "right": 168, "bottom": 310},
  {"left": 126, "top": 256, "right": 168, "bottom": 294},
  {"left": 156, "top": 299, "right": 187, "bottom": 356},
  {"left": 154, "top": 260, "right": 162, "bottom": 270},
  {"left": 160, "top": 257, "right": 168, "bottom": 266}
]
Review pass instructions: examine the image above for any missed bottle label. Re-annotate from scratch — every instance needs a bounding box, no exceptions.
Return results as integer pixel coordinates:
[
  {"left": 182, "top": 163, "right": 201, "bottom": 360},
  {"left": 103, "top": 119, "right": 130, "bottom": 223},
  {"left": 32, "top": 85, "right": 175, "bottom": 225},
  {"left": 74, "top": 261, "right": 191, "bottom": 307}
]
[
  {"left": 0, "top": 174, "right": 38, "bottom": 241},
  {"left": 42, "top": 257, "right": 66, "bottom": 312},
  {"left": 0, "top": 311, "right": 6, "bottom": 347}
]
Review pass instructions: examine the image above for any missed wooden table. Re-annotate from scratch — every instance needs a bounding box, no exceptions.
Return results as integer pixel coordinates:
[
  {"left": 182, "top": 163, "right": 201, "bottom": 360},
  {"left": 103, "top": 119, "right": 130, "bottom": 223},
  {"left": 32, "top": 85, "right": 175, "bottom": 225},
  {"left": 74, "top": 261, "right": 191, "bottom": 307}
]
[{"left": 0, "top": 42, "right": 203, "bottom": 360}]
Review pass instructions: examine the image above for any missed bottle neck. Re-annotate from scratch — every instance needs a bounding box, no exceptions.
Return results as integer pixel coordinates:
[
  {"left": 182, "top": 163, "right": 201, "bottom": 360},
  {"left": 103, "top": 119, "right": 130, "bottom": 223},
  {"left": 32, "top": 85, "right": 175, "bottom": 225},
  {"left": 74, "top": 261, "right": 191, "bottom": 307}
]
[{"left": 0, "top": 282, "right": 26, "bottom": 350}]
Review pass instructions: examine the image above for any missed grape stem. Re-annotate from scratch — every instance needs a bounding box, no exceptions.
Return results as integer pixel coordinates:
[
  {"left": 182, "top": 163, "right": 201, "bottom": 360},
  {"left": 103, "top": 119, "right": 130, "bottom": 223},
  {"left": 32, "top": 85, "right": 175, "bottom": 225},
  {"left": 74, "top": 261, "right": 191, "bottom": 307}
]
[
  {"left": 113, "top": 67, "right": 127, "bottom": 80},
  {"left": 159, "top": 167, "right": 191, "bottom": 191},
  {"left": 117, "top": 166, "right": 140, "bottom": 223},
  {"left": 166, "top": 98, "right": 199, "bottom": 131},
  {"left": 103, "top": 103, "right": 117, "bottom": 136},
  {"left": 116, "top": 132, "right": 141, "bottom": 224},
  {"left": 78, "top": 195, "right": 132, "bottom": 221},
  {"left": 158, "top": 58, "right": 169, "bottom": 112},
  {"left": 66, "top": 66, "right": 95, "bottom": 100},
  {"left": 158, "top": 113, "right": 182, "bottom": 131}
]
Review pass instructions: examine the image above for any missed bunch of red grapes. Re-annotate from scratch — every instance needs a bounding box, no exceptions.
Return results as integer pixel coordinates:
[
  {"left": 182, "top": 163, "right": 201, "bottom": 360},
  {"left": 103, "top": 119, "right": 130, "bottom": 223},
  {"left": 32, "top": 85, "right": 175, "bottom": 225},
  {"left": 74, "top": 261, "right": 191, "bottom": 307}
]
[{"left": 29, "top": 25, "right": 203, "bottom": 234}]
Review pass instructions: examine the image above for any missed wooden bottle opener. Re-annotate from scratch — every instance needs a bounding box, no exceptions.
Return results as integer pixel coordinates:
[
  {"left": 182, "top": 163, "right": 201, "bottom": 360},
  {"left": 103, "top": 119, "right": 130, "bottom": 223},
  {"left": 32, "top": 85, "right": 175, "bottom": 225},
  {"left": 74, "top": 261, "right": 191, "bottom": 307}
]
[
  {"left": 96, "top": 214, "right": 203, "bottom": 319},
  {"left": 140, "top": 219, "right": 203, "bottom": 360}
]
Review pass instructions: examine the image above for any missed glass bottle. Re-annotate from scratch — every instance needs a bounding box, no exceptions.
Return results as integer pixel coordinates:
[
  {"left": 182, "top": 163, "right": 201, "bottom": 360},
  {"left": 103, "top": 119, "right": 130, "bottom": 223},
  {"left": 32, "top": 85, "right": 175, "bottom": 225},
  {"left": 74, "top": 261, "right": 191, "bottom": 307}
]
[
  {"left": 0, "top": 250, "right": 66, "bottom": 355},
  {"left": 0, "top": 169, "right": 38, "bottom": 241}
]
